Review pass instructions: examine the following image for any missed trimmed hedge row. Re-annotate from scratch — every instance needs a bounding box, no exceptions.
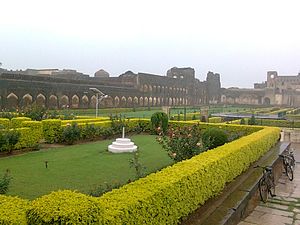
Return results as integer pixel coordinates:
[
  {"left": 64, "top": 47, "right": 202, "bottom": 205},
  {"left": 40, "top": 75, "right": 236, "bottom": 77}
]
[
  {"left": 0, "top": 118, "right": 10, "bottom": 129},
  {"left": 0, "top": 195, "right": 29, "bottom": 225},
  {"left": 11, "top": 117, "right": 32, "bottom": 128},
  {"left": 208, "top": 117, "right": 222, "bottom": 123},
  {"left": 61, "top": 117, "right": 110, "bottom": 125},
  {"left": 2, "top": 125, "right": 279, "bottom": 224}
]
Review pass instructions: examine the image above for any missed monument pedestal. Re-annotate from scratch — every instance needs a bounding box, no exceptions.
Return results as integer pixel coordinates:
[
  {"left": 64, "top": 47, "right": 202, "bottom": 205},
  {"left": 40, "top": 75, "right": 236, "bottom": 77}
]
[{"left": 108, "top": 127, "right": 137, "bottom": 153}]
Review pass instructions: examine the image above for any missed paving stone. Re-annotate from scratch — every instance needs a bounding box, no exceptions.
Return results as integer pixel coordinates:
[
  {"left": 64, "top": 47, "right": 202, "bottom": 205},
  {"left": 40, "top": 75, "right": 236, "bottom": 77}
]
[
  {"left": 265, "top": 203, "right": 289, "bottom": 210},
  {"left": 282, "top": 197, "right": 299, "bottom": 202},
  {"left": 294, "top": 219, "right": 300, "bottom": 225},
  {"left": 244, "top": 212, "right": 293, "bottom": 225},
  {"left": 238, "top": 221, "right": 255, "bottom": 225},
  {"left": 255, "top": 206, "right": 294, "bottom": 217},
  {"left": 293, "top": 208, "right": 300, "bottom": 213}
]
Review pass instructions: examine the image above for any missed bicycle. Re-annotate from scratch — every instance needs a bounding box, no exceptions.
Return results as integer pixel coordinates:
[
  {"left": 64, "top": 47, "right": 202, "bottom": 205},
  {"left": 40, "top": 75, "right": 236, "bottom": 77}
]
[
  {"left": 281, "top": 148, "right": 295, "bottom": 181},
  {"left": 254, "top": 165, "right": 276, "bottom": 203}
]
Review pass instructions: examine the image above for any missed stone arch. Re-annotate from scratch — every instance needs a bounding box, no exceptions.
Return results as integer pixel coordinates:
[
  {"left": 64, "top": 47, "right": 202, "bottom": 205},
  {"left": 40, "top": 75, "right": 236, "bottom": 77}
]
[
  {"left": 143, "top": 84, "right": 148, "bottom": 93},
  {"left": 153, "top": 97, "right": 157, "bottom": 106},
  {"left": 221, "top": 95, "right": 226, "bottom": 103},
  {"left": 22, "top": 94, "right": 33, "bottom": 108},
  {"left": 48, "top": 95, "right": 58, "bottom": 109},
  {"left": 60, "top": 95, "right": 69, "bottom": 108},
  {"left": 90, "top": 95, "right": 97, "bottom": 108},
  {"left": 144, "top": 97, "right": 149, "bottom": 106},
  {"left": 133, "top": 96, "right": 138, "bottom": 106},
  {"left": 157, "top": 97, "right": 161, "bottom": 106},
  {"left": 114, "top": 96, "right": 120, "bottom": 107},
  {"left": 71, "top": 95, "right": 79, "bottom": 108},
  {"left": 153, "top": 86, "right": 157, "bottom": 93},
  {"left": 36, "top": 93, "right": 46, "bottom": 107},
  {"left": 120, "top": 96, "right": 126, "bottom": 107},
  {"left": 157, "top": 86, "right": 161, "bottom": 93},
  {"left": 103, "top": 96, "right": 113, "bottom": 107},
  {"left": 176, "top": 98, "right": 179, "bottom": 105},
  {"left": 82, "top": 95, "right": 89, "bottom": 108},
  {"left": 139, "top": 97, "right": 144, "bottom": 106},
  {"left": 7, "top": 93, "right": 18, "bottom": 109},
  {"left": 148, "top": 85, "right": 153, "bottom": 93},
  {"left": 169, "top": 98, "right": 172, "bottom": 106},
  {"left": 149, "top": 97, "right": 153, "bottom": 106},
  {"left": 127, "top": 97, "right": 133, "bottom": 107},
  {"left": 264, "top": 97, "right": 271, "bottom": 105}
]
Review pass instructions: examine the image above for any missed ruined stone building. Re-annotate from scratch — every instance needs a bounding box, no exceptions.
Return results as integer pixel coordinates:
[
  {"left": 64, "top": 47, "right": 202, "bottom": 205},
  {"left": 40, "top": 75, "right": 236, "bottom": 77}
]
[
  {"left": 221, "top": 71, "right": 300, "bottom": 106},
  {"left": 0, "top": 67, "right": 221, "bottom": 110}
]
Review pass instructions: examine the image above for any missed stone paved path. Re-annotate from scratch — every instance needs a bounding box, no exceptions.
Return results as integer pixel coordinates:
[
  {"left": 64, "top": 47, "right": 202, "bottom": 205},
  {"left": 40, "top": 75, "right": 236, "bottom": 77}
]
[{"left": 238, "top": 144, "right": 300, "bottom": 225}]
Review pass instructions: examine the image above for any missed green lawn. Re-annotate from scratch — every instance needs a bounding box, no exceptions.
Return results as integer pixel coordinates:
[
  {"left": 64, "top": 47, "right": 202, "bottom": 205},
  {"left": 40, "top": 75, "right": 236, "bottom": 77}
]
[{"left": 0, "top": 135, "right": 173, "bottom": 200}]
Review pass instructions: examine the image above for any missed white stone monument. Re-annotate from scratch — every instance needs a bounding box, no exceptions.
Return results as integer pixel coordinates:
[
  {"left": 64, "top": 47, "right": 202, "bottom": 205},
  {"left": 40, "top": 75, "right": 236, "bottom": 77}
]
[{"left": 108, "top": 127, "right": 137, "bottom": 153}]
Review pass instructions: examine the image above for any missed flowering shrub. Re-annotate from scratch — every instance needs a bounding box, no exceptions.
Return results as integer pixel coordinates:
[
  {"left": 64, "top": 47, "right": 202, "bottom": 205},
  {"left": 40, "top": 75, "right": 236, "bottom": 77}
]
[
  {"left": 157, "top": 124, "right": 206, "bottom": 162},
  {"left": 61, "top": 123, "right": 81, "bottom": 144}
]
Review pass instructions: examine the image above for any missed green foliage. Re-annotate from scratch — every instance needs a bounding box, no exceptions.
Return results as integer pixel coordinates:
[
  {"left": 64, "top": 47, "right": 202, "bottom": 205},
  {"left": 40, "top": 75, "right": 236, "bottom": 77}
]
[
  {"left": 0, "top": 195, "right": 29, "bottom": 225},
  {"left": 248, "top": 114, "right": 256, "bottom": 125},
  {"left": 150, "top": 112, "right": 168, "bottom": 134},
  {"left": 21, "top": 121, "right": 43, "bottom": 141},
  {"left": 129, "top": 150, "right": 146, "bottom": 179},
  {"left": 202, "top": 127, "right": 228, "bottom": 150},
  {"left": 157, "top": 124, "right": 205, "bottom": 162},
  {"left": 0, "top": 170, "right": 12, "bottom": 194},
  {"left": 27, "top": 190, "right": 103, "bottom": 224},
  {"left": 0, "top": 129, "right": 20, "bottom": 152},
  {"left": 14, "top": 128, "right": 40, "bottom": 150},
  {"left": 240, "top": 118, "right": 246, "bottom": 124},
  {"left": 42, "top": 119, "right": 62, "bottom": 143},
  {"left": 61, "top": 123, "right": 81, "bottom": 145},
  {"left": 23, "top": 104, "right": 46, "bottom": 121},
  {"left": 0, "top": 118, "right": 10, "bottom": 129},
  {"left": 89, "top": 181, "right": 122, "bottom": 197}
]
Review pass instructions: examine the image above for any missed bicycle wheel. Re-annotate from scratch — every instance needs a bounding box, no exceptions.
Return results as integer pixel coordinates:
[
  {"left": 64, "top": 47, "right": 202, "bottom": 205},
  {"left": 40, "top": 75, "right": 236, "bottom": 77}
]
[
  {"left": 285, "top": 164, "right": 294, "bottom": 181},
  {"left": 259, "top": 177, "right": 268, "bottom": 203},
  {"left": 268, "top": 173, "right": 276, "bottom": 197}
]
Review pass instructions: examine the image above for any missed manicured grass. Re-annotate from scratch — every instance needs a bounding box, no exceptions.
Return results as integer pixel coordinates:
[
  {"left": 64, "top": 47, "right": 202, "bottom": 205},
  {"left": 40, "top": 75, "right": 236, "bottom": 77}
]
[{"left": 0, "top": 135, "right": 173, "bottom": 200}]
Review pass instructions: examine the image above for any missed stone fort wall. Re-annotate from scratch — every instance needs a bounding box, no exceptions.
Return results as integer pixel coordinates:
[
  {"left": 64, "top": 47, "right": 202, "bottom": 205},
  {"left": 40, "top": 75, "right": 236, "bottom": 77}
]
[{"left": 0, "top": 67, "right": 221, "bottom": 110}]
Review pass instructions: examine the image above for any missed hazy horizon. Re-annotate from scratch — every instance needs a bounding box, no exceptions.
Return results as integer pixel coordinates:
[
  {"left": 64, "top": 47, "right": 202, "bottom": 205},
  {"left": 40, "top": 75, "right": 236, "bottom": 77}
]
[{"left": 1, "top": 0, "right": 299, "bottom": 88}]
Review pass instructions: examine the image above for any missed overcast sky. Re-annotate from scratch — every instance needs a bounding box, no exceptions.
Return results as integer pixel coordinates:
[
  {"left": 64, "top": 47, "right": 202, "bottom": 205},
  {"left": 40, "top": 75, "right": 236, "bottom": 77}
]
[{"left": 0, "top": 0, "right": 299, "bottom": 88}]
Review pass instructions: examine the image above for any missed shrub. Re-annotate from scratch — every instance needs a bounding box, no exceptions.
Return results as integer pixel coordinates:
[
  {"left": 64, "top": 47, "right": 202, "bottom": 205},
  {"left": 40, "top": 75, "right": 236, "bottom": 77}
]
[
  {"left": 150, "top": 112, "right": 168, "bottom": 134},
  {"left": 0, "top": 118, "right": 10, "bottom": 129},
  {"left": 23, "top": 104, "right": 46, "bottom": 121},
  {"left": 14, "top": 127, "right": 40, "bottom": 150},
  {"left": 42, "top": 119, "right": 62, "bottom": 143},
  {"left": 0, "top": 170, "right": 12, "bottom": 194},
  {"left": 208, "top": 117, "right": 222, "bottom": 123},
  {"left": 11, "top": 117, "right": 31, "bottom": 128},
  {"left": 202, "top": 127, "right": 228, "bottom": 150},
  {"left": 89, "top": 181, "right": 122, "bottom": 197},
  {"left": 248, "top": 115, "right": 256, "bottom": 125},
  {"left": 27, "top": 190, "right": 103, "bottom": 224},
  {"left": 157, "top": 124, "right": 205, "bottom": 162},
  {"left": 61, "top": 123, "right": 81, "bottom": 144},
  {"left": 0, "top": 195, "right": 29, "bottom": 225},
  {"left": 22, "top": 121, "right": 43, "bottom": 141},
  {"left": 0, "top": 129, "right": 20, "bottom": 152}
]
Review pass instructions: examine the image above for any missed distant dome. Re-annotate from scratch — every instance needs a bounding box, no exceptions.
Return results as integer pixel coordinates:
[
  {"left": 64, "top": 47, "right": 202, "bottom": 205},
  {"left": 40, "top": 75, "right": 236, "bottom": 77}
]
[{"left": 94, "top": 69, "right": 110, "bottom": 78}]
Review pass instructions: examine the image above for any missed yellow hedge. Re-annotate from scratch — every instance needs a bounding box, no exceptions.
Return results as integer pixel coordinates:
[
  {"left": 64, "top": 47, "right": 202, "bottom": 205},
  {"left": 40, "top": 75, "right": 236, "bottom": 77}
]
[
  {"left": 42, "top": 119, "right": 62, "bottom": 143},
  {"left": 0, "top": 118, "right": 10, "bottom": 129},
  {"left": 14, "top": 127, "right": 40, "bottom": 149},
  {"left": 208, "top": 117, "right": 222, "bottom": 123},
  {"left": 27, "top": 190, "right": 103, "bottom": 224},
  {"left": 61, "top": 117, "right": 110, "bottom": 125},
  {"left": 11, "top": 117, "right": 31, "bottom": 128},
  {"left": 0, "top": 195, "right": 29, "bottom": 225},
  {"left": 21, "top": 121, "right": 43, "bottom": 141}
]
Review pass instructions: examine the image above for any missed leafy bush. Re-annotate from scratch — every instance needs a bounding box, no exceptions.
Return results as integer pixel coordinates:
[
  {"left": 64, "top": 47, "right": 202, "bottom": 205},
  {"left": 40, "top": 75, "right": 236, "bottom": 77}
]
[
  {"left": 157, "top": 124, "right": 205, "bottom": 162},
  {"left": 23, "top": 104, "right": 46, "bottom": 121},
  {"left": 248, "top": 114, "right": 256, "bottom": 125},
  {"left": 0, "top": 170, "right": 12, "bottom": 194},
  {"left": 129, "top": 151, "right": 146, "bottom": 179},
  {"left": 61, "top": 123, "right": 81, "bottom": 144},
  {"left": 151, "top": 112, "right": 168, "bottom": 134},
  {"left": 0, "top": 195, "right": 29, "bottom": 225},
  {"left": 11, "top": 117, "right": 31, "bottom": 128},
  {"left": 27, "top": 190, "right": 103, "bottom": 224},
  {"left": 202, "top": 127, "right": 228, "bottom": 150},
  {"left": 0, "top": 129, "right": 20, "bottom": 152},
  {"left": 42, "top": 119, "right": 62, "bottom": 143}
]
